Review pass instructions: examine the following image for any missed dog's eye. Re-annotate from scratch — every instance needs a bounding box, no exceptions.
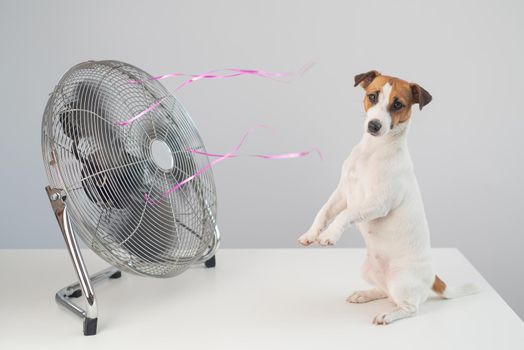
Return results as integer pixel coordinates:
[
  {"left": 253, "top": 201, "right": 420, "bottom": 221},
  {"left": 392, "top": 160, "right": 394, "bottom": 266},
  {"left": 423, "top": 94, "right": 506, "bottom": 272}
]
[
  {"left": 391, "top": 100, "right": 404, "bottom": 111},
  {"left": 367, "top": 93, "right": 378, "bottom": 104}
]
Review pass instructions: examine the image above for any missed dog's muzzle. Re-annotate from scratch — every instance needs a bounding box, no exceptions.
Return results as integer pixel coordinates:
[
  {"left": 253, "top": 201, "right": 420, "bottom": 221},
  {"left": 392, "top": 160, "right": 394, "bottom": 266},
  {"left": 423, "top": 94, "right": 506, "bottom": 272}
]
[{"left": 367, "top": 119, "right": 382, "bottom": 136}]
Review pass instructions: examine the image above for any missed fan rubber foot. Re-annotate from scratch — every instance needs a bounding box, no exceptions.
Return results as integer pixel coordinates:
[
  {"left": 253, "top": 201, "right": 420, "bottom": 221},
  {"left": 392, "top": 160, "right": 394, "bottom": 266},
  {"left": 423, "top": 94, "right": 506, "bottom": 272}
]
[
  {"left": 204, "top": 255, "right": 216, "bottom": 268},
  {"left": 83, "top": 317, "right": 98, "bottom": 336},
  {"left": 109, "top": 270, "right": 122, "bottom": 279}
]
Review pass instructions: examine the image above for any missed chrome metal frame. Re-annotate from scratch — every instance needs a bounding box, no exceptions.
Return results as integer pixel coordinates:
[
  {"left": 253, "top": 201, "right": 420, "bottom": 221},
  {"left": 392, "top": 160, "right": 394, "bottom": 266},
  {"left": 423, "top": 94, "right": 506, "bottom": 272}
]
[
  {"left": 195, "top": 199, "right": 221, "bottom": 265},
  {"left": 55, "top": 267, "right": 120, "bottom": 319},
  {"left": 45, "top": 186, "right": 220, "bottom": 336},
  {"left": 46, "top": 186, "right": 110, "bottom": 335}
]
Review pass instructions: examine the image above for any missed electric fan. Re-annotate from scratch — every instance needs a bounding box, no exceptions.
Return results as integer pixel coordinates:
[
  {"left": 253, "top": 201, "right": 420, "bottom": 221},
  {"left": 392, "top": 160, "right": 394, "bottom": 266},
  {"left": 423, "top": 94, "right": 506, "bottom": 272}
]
[{"left": 42, "top": 60, "right": 220, "bottom": 335}]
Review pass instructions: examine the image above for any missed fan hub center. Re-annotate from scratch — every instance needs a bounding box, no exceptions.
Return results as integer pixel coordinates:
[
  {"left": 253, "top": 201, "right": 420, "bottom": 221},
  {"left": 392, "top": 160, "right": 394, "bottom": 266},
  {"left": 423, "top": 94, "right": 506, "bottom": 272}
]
[{"left": 150, "top": 139, "right": 174, "bottom": 171}]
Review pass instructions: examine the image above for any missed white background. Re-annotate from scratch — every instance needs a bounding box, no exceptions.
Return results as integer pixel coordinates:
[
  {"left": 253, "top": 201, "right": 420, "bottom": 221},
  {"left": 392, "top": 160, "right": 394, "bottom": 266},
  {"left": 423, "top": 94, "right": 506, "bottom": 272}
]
[{"left": 1, "top": 0, "right": 523, "bottom": 319}]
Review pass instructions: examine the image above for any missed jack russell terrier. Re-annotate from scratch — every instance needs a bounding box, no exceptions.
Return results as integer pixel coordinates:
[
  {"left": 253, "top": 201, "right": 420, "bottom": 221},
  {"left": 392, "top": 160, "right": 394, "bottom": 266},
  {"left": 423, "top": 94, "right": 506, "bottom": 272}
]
[{"left": 298, "top": 70, "right": 478, "bottom": 325}]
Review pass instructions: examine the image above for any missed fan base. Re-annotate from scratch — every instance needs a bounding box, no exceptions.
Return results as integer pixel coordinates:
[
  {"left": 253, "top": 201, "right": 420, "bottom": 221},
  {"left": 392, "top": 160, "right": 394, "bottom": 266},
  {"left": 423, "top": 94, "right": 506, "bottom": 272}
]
[{"left": 55, "top": 267, "right": 121, "bottom": 336}]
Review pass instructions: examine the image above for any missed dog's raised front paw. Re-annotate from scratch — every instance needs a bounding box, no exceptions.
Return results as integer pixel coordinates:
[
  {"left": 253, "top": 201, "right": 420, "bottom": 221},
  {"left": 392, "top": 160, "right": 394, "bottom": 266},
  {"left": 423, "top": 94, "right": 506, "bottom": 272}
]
[
  {"left": 298, "top": 230, "right": 318, "bottom": 246},
  {"left": 317, "top": 230, "right": 340, "bottom": 246}
]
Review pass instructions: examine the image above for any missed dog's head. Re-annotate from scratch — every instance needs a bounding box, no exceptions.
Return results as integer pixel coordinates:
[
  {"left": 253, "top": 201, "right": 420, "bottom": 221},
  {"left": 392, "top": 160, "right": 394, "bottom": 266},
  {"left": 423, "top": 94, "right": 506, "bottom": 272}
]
[{"left": 354, "top": 70, "right": 432, "bottom": 137}]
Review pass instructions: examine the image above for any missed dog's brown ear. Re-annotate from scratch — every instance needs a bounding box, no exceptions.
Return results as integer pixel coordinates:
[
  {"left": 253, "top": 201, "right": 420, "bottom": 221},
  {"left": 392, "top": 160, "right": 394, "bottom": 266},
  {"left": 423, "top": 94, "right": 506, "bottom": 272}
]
[
  {"left": 410, "top": 84, "right": 432, "bottom": 110},
  {"left": 354, "top": 70, "right": 380, "bottom": 88}
]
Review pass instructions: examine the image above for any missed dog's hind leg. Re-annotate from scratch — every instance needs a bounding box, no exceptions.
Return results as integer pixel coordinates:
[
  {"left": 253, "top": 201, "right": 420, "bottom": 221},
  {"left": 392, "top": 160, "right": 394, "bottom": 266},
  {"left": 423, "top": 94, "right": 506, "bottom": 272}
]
[
  {"left": 373, "top": 270, "right": 432, "bottom": 325},
  {"left": 373, "top": 303, "right": 418, "bottom": 325},
  {"left": 347, "top": 256, "right": 388, "bottom": 303},
  {"left": 347, "top": 289, "right": 387, "bottom": 303}
]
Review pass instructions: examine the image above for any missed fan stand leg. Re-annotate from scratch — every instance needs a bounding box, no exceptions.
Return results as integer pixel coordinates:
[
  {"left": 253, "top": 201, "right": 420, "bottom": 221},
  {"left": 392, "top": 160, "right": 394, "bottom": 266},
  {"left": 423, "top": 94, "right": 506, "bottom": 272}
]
[
  {"left": 55, "top": 267, "right": 121, "bottom": 335},
  {"left": 46, "top": 186, "right": 121, "bottom": 336}
]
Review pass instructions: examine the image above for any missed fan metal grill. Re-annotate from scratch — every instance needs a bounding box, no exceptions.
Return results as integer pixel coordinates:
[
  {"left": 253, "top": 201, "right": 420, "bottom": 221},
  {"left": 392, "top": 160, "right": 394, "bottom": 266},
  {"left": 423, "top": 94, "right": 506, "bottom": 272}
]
[{"left": 42, "top": 60, "right": 218, "bottom": 277}]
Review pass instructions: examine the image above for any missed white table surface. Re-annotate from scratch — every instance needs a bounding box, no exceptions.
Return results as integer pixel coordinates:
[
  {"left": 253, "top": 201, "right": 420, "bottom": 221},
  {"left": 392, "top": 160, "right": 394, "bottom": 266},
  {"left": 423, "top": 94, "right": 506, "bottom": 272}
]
[{"left": 1, "top": 248, "right": 523, "bottom": 349}]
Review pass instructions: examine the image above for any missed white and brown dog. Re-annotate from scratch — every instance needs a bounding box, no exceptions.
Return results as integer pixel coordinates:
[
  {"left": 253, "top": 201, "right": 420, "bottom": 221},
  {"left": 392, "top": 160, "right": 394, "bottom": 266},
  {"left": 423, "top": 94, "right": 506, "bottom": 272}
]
[{"left": 298, "top": 71, "right": 478, "bottom": 325}]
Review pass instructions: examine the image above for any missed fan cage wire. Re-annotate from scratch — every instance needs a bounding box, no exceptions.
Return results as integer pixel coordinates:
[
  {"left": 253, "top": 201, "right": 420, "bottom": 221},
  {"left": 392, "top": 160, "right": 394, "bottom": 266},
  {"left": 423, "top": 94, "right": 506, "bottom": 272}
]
[{"left": 42, "top": 60, "right": 218, "bottom": 277}]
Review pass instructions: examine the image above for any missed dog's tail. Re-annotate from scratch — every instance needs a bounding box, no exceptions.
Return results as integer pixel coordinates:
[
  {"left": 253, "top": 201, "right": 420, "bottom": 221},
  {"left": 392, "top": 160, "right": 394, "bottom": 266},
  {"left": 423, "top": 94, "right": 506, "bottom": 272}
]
[{"left": 431, "top": 275, "right": 480, "bottom": 299}]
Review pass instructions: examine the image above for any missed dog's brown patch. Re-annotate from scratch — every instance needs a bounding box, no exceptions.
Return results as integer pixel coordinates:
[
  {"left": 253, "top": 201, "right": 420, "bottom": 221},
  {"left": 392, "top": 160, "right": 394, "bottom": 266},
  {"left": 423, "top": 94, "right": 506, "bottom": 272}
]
[
  {"left": 389, "top": 79, "right": 414, "bottom": 127},
  {"left": 354, "top": 70, "right": 381, "bottom": 89},
  {"left": 432, "top": 275, "right": 447, "bottom": 295}
]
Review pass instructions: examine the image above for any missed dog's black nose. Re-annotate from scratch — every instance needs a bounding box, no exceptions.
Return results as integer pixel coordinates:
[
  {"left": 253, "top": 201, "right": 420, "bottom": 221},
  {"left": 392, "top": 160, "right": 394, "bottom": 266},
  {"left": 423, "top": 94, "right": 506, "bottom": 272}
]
[{"left": 368, "top": 119, "right": 382, "bottom": 134}]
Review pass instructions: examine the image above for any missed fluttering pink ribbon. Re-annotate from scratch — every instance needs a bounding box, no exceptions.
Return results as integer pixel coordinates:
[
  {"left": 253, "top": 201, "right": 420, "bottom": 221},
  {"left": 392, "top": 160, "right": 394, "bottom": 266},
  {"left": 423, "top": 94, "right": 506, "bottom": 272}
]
[
  {"left": 145, "top": 125, "right": 322, "bottom": 204},
  {"left": 128, "top": 63, "right": 314, "bottom": 85},
  {"left": 188, "top": 148, "right": 323, "bottom": 161},
  {"left": 117, "top": 63, "right": 314, "bottom": 126}
]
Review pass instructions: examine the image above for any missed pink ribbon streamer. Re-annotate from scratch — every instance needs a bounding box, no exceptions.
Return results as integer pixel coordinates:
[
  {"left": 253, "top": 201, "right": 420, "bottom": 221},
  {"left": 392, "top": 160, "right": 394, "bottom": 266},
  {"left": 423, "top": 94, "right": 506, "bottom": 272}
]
[
  {"left": 117, "top": 63, "right": 314, "bottom": 126},
  {"left": 145, "top": 125, "right": 321, "bottom": 204},
  {"left": 129, "top": 63, "right": 314, "bottom": 86},
  {"left": 188, "top": 148, "right": 323, "bottom": 161}
]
